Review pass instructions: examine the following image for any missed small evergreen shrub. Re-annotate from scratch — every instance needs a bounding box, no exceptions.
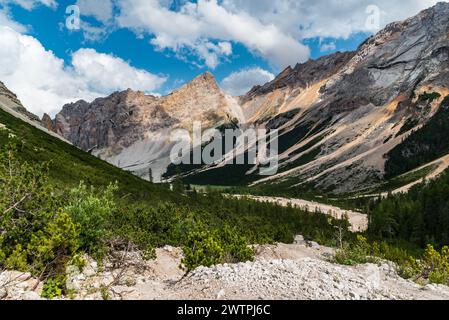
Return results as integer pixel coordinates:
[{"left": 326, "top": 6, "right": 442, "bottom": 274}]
[
  {"left": 181, "top": 229, "right": 224, "bottom": 272},
  {"left": 41, "top": 276, "right": 66, "bottom": 299},
  {"left": 219, "top": 224, "right": 254, "bottom": 264},
  {"left": 181, "top": 224, "right": 254, "bottom": 272},
  {"left": 334, "top": 235, "right": 374, "bottom": 266}
]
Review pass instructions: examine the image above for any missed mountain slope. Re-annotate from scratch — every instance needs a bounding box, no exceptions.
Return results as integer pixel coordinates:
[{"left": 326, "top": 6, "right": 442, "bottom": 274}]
[
  {"left": 0, "top": 81, "right": 40, "bottom": 122},
  {"left": 385, "top": 96, "right": 449, "bottom": 178},
  {"left": 183, "top": 3, "right": 449, "bottom": 195}
]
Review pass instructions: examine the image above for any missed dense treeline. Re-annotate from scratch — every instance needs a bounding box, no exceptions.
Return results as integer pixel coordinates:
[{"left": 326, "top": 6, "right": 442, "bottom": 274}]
[
  {"left": 385, "top": 95, "right": 449, "bottom": 178},
  {"left": 369, "top": 170, "right": 449, "bottom": 249}
]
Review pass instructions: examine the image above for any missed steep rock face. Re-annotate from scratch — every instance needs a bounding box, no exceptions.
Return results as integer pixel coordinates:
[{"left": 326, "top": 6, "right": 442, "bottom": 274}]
[
  {"left": 0, "top": 81, "right": 40, "bottom": 122},
  {"left": 242, "top": 51, "right": 355, "bottom": 105},
  {"left": 240, "top": 52, "right": 355, "bottom": 123},
  {"left": 248, "top": 3, "right": 449, "bottom": 194},
  {"left": 323, "top": 2, "right": 449, "bottom": 109},
  {"left": 48, "top": 72, "right": 241, "bottom": 181}
]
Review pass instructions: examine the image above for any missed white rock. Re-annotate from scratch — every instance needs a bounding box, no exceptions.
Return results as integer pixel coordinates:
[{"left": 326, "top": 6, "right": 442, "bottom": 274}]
[
  {"left": 294, "top": 235, "right": 305, "bottom": 245},
  {"left": 0, "top": 287, "right": 7, "bottom": 299},
  {"left": 216, "top": 289, "right": 226, "bottom": 299},
  {"left": 21, "top": 291, "right": 42, "bottom": 300}
]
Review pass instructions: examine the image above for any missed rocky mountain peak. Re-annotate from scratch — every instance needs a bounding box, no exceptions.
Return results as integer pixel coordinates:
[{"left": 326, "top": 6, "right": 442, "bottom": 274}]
[
  {"left": 41, "top": 113, "right": 55, "bottom": 131},
  {"left": 172, "top": 71, "right": 221, "bottom": 97}
]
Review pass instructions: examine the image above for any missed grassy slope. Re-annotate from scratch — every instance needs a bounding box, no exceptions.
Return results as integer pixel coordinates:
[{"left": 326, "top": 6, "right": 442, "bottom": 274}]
[
  {"left": 0, "top": 107, "right": 347, "bottom": 249},
  {"left": 0, "top": 107, "right": 179, "bottom": 204}
]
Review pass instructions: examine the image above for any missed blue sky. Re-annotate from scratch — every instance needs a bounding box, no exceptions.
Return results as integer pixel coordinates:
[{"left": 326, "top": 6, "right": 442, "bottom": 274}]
[
  {"left": 10, "top": 1, "right": 366, "bottom": 88},
  {"left": 0, "top": 0, "right": 441, "bottom": 116}
]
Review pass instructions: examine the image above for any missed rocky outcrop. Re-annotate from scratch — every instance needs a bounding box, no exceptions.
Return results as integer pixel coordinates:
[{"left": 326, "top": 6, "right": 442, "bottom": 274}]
[
  {"left": 242, "top": 51, "right": 355, "bottom": 105},
  {"left": 0, "top": 81, "right": 40, "bottom": 122},
  {"left": 322, "top": 2, "right": 449, "bottom": 109},
  {"left": 41, "top": 113, "right": 55, "bottom": 132}
]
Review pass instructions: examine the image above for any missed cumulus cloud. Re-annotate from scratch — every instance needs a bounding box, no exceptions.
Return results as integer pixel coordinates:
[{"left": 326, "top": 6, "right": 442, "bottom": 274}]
[
  {"left": 72, "top": 48, "right": 166, "bottom": 93},
  {"left": 116, "top": 0, "right": 310, "bottom": 69},
  {"left": 221, "top": 0, "right": 442, "bottom": 39},
  {"left": 72, "top": 0, "right": 443, "bottom": 69},
  {"left": 76, "top": 0, "right": 114, "bottom": 23},
  {"left": 221, "top": 67, "right": 275, "bottom": 96},
  {"left": 5, "top": 0, "right": 57, "bottom": 10},
  {"left": 0, "top": 26, "right": 166, "bottom": 117},
  {"left": 115, "top": 0, "right": 442, "bottom": 68}
]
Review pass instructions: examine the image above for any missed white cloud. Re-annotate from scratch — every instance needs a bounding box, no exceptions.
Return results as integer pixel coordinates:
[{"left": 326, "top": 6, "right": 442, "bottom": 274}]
[
  {"left": 114, "top": 0, "right": 443, "bottom": 69},
  {"left": 221, "top": 0, "right": 442, "bottom": 39},
  {"left": 0, "top": 8, "right": 27, "bottom": 32},
  {"left": 76, "top": 0, "right": 114, "bottom": 23},
  {"left": 71, "top": 0, "right": 443, "bottom": 69},
  {"left": 320, "top": 42, "right": 336, "bottom": 53},
  {"left": 116, "top": 0, "right": 310, "bottom": 69},
  {"left": 5, "top": 0, "right": 57, "bottom": 10},
  {"left": 0, "top": 26, "right": 166, "bottom": 117},
  {"left": 72, "top": 48, "right": 166, "bottom": 93},
  {"left": 221, "top": 67, "right": 275, "bottom": 96}
]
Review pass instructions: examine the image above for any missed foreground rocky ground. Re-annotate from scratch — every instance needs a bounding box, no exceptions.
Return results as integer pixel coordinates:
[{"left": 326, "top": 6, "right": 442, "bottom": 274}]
[{"left": 2, "top": 237, "right": 449, "bottom": 300}]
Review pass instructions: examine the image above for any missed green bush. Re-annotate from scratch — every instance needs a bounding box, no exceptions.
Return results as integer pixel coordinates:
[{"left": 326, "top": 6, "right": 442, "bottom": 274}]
[
  {"left": 334, "top": 236, "right": 414, "bottom": 270},
  {"left": 333, "top": 236, "right": 449, "bottom": 286},
  {"left": 1, "top": 144, "right": 74, "bottom": 263},
  {"left": 41, "top": 276, "right": 66, "bottom": 299},
  {"left": 334, "top": 236, "right": 374, "bottom": 266},
  {"left": 26, "top": 210, "right": 80, "bottom": 276},
  {"left": 0, "top": 144, "right": 62, "bottom": 252},
  {"left": 219, "top": 224, "right": 254, "bottom": 263},
  {"left": 64, "top": 182, "right": 118, "bottom": 256},
  {"left": 181, "top": 223, "right": 254, "bottom": 272},
  {"left": 412, "top": 245, "right": 449, "bottom": 285},
  {"left": 111, "top": 203, "right": 184, "bottom": 249},
  {"left": 418, "top": 91, "right": 441, "bottom": 103},
  {"left": 0, "top": 145, "right": 82, "bottom": 297},
  {"left": 181, "top": 229, "right": 224, "bottom": 272}
]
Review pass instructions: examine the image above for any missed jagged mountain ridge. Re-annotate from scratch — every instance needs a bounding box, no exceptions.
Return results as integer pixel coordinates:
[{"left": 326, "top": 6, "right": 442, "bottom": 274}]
[
  {"left": 44, "top": 72, "right": 243, "bottom": 181},
  {"left": 43, "top": 2, "right": 449, "bottom": 193}
]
